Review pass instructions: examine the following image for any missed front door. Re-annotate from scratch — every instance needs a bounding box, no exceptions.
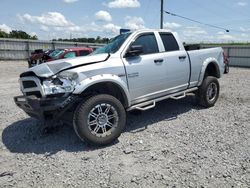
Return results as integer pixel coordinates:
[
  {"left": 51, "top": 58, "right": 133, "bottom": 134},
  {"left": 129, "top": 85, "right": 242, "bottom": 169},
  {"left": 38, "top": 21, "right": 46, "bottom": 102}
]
[{"left": 122, "top": 32, "right": 167, "bottom": 103}]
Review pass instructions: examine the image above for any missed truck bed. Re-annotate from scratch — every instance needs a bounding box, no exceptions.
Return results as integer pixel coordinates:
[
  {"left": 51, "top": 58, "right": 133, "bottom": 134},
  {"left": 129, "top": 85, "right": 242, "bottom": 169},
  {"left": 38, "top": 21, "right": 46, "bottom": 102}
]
[{"left": 187, "top": 47, "right": 224, "bottom": 87}]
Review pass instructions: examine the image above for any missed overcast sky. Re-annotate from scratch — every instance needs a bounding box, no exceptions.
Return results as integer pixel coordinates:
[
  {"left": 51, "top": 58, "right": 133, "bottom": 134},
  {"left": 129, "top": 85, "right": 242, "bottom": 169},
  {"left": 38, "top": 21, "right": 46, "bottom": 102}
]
[{"left": 0, "top": 0, "right": 250, "bottom": 43}]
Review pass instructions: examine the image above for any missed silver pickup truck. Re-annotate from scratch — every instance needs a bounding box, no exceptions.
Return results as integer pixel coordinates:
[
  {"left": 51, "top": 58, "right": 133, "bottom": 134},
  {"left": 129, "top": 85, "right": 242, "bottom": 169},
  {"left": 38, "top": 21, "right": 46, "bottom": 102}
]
[{"left": 14, "top": 29, "right": 225, "bottom": 145}]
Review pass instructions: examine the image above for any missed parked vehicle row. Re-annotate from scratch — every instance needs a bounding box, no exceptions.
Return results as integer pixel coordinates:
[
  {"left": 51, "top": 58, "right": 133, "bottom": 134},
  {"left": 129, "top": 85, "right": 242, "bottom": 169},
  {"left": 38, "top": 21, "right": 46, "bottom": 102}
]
[
  {"left": 28, "top": 49, "right": 53, "bottom": 67},
  {"left": 28, "top": 47, "right": 93, "bottom": 67}
]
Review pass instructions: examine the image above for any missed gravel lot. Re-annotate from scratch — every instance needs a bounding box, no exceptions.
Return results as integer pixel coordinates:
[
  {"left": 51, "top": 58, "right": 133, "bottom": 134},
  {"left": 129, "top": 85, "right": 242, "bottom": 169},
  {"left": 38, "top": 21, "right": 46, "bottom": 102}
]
[{"left": 0, "top": 61, "right": 249, "bottom": 188}]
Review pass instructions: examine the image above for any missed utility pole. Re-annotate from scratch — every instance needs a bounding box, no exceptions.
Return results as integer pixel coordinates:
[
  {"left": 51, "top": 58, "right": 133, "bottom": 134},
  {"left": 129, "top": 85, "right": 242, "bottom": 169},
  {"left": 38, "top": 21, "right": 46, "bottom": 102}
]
[{"left": 160, "top": 0, "right": 164, "bottom": 29}]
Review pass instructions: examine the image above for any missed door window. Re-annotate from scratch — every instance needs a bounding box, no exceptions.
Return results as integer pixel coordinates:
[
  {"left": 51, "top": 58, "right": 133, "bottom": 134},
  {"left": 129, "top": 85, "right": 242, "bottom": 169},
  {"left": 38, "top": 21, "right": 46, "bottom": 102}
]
[
  {"left": 160, "top": 33, "right": 179, "bottom": 52},
  {"left": 132, "top": 33, "right": 159, "bottom": 55},
  {"left": 64, "top": 51, "right": 77, "bottom": 58}
]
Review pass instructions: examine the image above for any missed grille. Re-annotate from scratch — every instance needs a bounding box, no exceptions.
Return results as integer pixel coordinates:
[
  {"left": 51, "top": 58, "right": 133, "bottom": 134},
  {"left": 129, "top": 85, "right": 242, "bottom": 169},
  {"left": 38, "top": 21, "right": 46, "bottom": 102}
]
[
  {"left": 20, "top": 76, "right": 44, "bottom": 98},
  {"left": 25, "top": 91, "right": 42, "bottom": 98},
  {"left": 22, "top": 81, "right": 37, "bottom": 89}
]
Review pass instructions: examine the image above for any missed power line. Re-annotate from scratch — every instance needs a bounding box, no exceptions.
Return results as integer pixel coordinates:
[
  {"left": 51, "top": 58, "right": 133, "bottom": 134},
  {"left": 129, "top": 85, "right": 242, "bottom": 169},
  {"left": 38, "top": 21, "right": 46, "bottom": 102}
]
[
  {"left": 186, "top": 0, "right": 250, "bottom": 30},
  {"left": 164, "top": 10, "right": 230, "bottom": 32}
]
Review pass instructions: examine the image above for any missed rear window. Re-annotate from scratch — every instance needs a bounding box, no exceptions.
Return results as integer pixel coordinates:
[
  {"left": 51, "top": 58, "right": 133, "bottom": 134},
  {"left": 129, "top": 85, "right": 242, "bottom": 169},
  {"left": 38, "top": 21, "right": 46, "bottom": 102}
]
[{"left": 160, "top": 33, "right": 179, "bottom": 52}]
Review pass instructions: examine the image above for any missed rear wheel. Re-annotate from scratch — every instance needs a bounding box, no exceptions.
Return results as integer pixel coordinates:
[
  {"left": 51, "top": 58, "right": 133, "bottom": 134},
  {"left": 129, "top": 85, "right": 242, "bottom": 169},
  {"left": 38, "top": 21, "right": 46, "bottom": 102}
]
[
  {"left": 196, "top": 76, "right": 220, "bottom": 108},
  {"left": 73, "top": 94, "right": 126, "bottom": 146}
]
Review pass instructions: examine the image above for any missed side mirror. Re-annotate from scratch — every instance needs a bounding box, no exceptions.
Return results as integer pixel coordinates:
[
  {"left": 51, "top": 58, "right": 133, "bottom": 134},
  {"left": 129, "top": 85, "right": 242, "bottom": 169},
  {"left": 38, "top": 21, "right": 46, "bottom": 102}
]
[{"left": 125, "top": 45, "right": 143, "bottom": 57}]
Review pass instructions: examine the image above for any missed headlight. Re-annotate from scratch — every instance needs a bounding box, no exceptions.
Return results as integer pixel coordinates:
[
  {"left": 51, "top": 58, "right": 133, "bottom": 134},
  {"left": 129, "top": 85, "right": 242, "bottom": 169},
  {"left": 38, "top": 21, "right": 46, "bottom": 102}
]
[{"left": 43, "top": 71, "right": 78, "bottom": 95}]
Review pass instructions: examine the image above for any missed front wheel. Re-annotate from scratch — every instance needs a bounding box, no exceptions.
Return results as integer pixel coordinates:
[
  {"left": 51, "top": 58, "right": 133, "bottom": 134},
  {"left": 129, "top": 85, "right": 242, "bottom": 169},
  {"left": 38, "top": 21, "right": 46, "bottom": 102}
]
[
  {"left": 73, "top": 94, "right": 126, "bottom": 146},
  {"left": 196, "top": 76, "right": 220, "bottom": 108}
]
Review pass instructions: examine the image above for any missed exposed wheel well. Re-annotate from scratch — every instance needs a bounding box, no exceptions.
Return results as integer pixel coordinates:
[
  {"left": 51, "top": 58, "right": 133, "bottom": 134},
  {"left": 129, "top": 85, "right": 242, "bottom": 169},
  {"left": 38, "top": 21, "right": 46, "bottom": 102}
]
[
  {"left": 205, "top": 62, "right": 220, "bottom": 78},
  {"left": 80, "top": 82, "right": 128, "bottom": 108}
]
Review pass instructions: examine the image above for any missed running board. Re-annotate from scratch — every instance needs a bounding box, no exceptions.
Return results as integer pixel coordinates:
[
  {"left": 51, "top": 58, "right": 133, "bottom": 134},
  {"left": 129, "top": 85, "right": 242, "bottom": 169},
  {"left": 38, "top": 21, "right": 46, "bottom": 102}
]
[
  {"left": 127, "top": 87, "right": 198, "bottom": 111},
  {"left": 170, "top": 93, "right": 186, "bottom": 100},
  {"left": 135, "top": 101, "right": 155, "bottom": 111}
]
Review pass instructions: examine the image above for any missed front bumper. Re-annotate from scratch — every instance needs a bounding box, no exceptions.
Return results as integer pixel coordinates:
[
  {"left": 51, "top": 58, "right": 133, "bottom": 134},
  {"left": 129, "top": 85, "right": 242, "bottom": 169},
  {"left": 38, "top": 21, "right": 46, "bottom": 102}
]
[{"left": 14, "top": 95, "right": 80, "bottom": 122}]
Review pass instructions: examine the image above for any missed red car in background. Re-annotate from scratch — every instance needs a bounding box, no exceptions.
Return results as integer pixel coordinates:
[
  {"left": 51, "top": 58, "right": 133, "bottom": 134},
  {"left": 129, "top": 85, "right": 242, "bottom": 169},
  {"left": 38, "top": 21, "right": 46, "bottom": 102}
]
[{"left": 28, "top": 47, "right": 93, "bottom": 67}]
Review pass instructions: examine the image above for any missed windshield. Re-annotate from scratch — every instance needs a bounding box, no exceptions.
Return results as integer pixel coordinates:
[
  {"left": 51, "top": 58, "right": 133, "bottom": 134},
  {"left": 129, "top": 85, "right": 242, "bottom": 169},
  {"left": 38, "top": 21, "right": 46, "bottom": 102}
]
[
  {"left": 49, "top": 49, "right": 65, "bottom": 59},
  {"left": 92, "top": 32, "right": 131, "bottom": 55}
]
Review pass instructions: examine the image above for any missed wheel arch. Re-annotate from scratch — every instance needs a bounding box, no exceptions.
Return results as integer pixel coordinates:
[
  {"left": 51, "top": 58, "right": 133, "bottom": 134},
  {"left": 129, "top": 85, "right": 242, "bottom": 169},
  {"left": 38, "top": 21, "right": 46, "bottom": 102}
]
[
  {"left": 198, "top": 59, "right": 221, "bottom": 86},
  {"left": 73, "top": 74, "right": 131, "bottom": 108}
]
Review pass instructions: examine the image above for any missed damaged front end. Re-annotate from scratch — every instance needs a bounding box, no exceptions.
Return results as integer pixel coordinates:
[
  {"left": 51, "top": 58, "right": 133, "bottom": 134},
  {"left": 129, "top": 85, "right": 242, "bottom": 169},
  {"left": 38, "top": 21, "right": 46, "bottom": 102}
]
[
  {"left": 14, "top": 53, "right": 110, "bottom": 125},
  {"left": 14, "top": 68, "right": 81, "bottom": 125}
]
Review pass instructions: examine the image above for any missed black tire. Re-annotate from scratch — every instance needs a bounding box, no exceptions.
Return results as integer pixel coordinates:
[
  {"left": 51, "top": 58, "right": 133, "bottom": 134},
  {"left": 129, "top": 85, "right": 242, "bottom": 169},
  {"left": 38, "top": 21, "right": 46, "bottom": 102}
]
[
  {"left": 196, "top": 76, "right": 220, "bottom": 108},
  {"left": 224, "top": 64, "right": 229, "bottom": 74},
  {"left": 73, "top": 94, "right": 126, "bottom": 146}
]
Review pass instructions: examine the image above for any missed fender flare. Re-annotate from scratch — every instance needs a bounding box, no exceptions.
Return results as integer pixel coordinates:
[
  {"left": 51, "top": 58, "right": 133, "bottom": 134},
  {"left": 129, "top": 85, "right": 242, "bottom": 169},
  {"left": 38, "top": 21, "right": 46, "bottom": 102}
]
[
  {"left": 197, "top": 58, "right": 221, "bottom": 86},
  {"left": 73, "top": 74, "right": 131, "bottom": 107}
]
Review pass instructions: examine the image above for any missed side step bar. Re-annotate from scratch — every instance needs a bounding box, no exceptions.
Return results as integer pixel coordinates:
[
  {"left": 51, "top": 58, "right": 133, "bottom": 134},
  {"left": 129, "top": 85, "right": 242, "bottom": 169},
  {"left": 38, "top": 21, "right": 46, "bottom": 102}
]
[
  {"left": 170, "top": 93, "right": 186, "bottom": 100},
  {"left": 135, "top": 101, "right": 155, "bottom": 111},
  {"left": 127, "top": 87, "right": 198, "bottom": 111}
]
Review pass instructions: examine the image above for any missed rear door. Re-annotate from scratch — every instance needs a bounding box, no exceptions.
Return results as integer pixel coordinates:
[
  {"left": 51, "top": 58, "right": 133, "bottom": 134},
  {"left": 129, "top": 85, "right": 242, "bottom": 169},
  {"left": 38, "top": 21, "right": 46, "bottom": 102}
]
[
  {"left": 122, "top": 32, "right": 168, "bottom": 103},
  {"left": 158, "top": 32, "right": 190, "bottom": 93}
]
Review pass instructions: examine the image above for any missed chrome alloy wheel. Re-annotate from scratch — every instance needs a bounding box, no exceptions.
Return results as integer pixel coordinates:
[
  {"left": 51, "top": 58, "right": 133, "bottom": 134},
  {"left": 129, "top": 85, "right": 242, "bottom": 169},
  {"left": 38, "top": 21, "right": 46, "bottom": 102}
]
[
  {"left": 206, "top": 82, "right": 218, "bottom": 102},
  {"left": 87, "top": 103, "right": 118, "bottom": 137}
]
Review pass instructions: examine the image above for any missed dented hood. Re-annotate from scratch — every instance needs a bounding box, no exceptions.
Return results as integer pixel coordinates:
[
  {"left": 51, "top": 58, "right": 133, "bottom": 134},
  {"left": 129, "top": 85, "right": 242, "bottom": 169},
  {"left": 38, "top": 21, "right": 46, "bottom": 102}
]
[{"left": 21, "top": 53, "right": 109, "bottom": 78}]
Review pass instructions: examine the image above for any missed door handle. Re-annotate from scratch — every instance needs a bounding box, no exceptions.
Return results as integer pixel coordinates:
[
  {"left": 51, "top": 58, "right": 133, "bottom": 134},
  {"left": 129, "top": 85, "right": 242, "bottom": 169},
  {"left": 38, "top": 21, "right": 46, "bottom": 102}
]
[
  {"left": 179, "top": 56, "right": 187, "bottom": 60},
  {"left": 154, "top": 59, "right": 164, "bottom": 63}
]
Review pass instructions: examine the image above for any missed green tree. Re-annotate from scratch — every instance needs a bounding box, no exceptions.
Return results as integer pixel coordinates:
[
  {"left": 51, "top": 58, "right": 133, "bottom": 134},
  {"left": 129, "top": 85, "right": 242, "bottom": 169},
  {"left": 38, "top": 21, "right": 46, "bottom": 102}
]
[
  {"left": 0, "top": 30, "right": 8, "bottom": 38},
  {"left": 87, "top": 38, "right": 95, "bottom": 43},
  {"left": 8, "top": 30, "right": 38, "bottom": 40},
  {"left": 52, "top": 36, "right": 110, "bottom": 43},
  {"left": 102, "top": 38, "right": 110, "bottom": 43},
  {"left": 30, "top": 35, "right": 38, "bottom": 40},
  {"left": 96, "top": 36, "right": 101, "bottom": 43}
]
